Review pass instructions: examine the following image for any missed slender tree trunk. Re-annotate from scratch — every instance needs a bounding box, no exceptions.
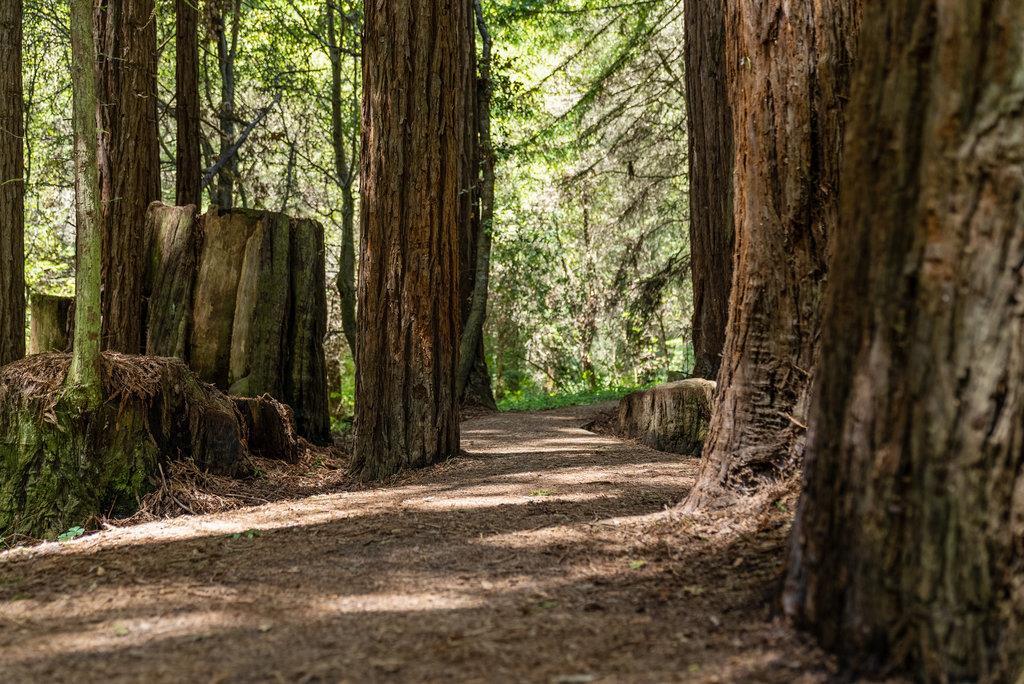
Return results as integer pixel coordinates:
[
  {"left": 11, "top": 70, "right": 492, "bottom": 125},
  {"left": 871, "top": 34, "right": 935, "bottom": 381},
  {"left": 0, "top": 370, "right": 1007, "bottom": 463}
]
[
  {"left": 683, "top": 0, "right": 862, "bottom": 510},
  {"left": 175, "top": 0, "right": 201, "bottom": 206},
  {"left": 683, "top": 0, "right": 731, "bottom": 380},
  {"left": 67, "top": 0, "right": 103, "bottom": 404},
  {"left": 96, "top": 0, "right": 162, "bottom": 353},
  {"left": 785, "top": 2, "right": 1024, "bottom": 679},
  {"left": 0, "top": 0, "right": 25, "bottom": 367},
  {"left": 327, "top": 0, "right": 357, "bottom": 361},
  {"left": 457, "top": 0, "right": 497, "bottom": 411},
  {"left": 351, "top": 0, "right": 469, "bottom": 480},
  {"left": 213, "top": 0, "right": 239, "bottom": 210}
]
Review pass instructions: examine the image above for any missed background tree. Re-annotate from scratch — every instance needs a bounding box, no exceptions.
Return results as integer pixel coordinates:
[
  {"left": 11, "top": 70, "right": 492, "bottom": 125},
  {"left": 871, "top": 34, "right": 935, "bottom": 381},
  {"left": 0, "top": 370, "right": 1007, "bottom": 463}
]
[
  {"left": 96, "top": 0, "right": 162, "bottom": 352},
  {"left": 784, "top": 0, "right": 1024, "bottom": 678},
  {"left": 176, "top": 0, "right": 201, "bottom": 206},
  {"left": 350, "top": 0, "right": 470, "bottom": 479},
  {"left": 683, "top": 0, "right": 862, "bottom": 509},
  {"left": 457, "top": 0, "right": 497, "bottom": 410},
  {"left": 0, "top": 0, "right": 25, "bottom": 367},
  {"left": 683, "top": 0, "right": 731, "bottom": 380}
]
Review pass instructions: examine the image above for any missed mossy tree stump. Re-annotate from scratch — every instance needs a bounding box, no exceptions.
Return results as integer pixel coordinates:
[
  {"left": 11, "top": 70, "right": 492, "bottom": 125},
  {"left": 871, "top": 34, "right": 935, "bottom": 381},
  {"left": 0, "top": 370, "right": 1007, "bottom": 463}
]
[
  {"left": 28, "top": 293, "right": 75, "bottom": 354},
  {"left": 0, "top": 353, "right": 251, "bottom": 538}
]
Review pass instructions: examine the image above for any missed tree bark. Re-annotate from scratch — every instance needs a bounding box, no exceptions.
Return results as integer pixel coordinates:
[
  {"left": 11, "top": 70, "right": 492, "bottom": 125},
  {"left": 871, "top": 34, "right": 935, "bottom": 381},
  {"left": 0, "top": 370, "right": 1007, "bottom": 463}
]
[
  {"left": 145, "top": 203, "right": 201, "bottom": 359},
  {"left": 683, "top": 0, "right": 862, "bottom": 510},
  {"left": 0, "top": 0, "right": 25, "bottom": 368},
  {"left": 175, "top": 0, "right": 201, "bottom": 206},
  {"left": 784, "top": 2, "right": 1024, "bottom": 679},
  {"left": 683, "top": 0, "right": 731, "bottom": 380},
  {"left": 96, "top": 0, "right": 162, "bottom": 353},
  {"left": 457, "top": 0, "right": 497, "bottom": 412},
  {"left": 352, "top": 0, "right": 469, "bottom": 480},
  {"left": 67, "top": 0, "right": 103, "bottom": 402}
]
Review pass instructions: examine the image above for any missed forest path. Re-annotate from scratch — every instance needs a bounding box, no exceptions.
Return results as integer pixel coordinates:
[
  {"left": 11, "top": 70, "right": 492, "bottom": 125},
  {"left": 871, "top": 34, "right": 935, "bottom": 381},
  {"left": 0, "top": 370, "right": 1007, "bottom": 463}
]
[{"left": 0, "top": 405, "right": 829, "bottom": 683}]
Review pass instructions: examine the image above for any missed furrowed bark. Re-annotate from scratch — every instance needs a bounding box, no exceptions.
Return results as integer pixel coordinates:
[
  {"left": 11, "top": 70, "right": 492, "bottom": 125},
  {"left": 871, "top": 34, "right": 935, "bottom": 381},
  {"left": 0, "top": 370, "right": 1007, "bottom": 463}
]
[
  {"left": 352, "top": 0, "right": 469, "bottom": 479},
  {"left": 683, "top": 0, "right": 732, "bottom": 380},
  {"left": 684, "top": 0, "right": 863, "bottom": 510},
  {"left": 175, "top": 0, "right": 201, "bottom": 206},
  {"left": 96, "top": 0, "right": 162, "bottom": 353},
  {"left": 785, "top": 1, "right": 1024, "bottom": 679},
  {"left": 0, "top": 0, "right": 25, "bottom": 368}
]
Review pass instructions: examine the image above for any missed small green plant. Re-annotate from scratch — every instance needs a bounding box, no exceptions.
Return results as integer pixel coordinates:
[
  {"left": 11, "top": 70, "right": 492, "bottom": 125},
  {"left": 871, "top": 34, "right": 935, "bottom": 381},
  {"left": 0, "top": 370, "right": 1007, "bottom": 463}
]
[
  {"left": 57, "top": 526, "right": 85, "bottom": 542},
  {"left": 227, "top": 529, "right": 262, "bottom": 540},
  {"left": 529, "top": 488, "right": 556, "bottom": 497},
  {"left": 629, "top": 559, "right": 648, "bottom": 570}
]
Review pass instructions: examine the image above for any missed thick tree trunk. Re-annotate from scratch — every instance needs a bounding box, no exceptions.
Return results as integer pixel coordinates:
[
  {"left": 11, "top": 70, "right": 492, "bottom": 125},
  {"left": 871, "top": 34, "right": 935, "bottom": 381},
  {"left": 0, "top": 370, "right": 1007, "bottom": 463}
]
[
  {"left": 96, "top": 0, "right": 162, "bottom": 353},
  {"left": 784, "top": 2, "right": 1024, "bottom": 679},
  {"left": 683, "top": 0, "right": 731, "bottom": 381},
  {"left": 28, "top": 294, "right": 74, "bottom": 354},
  {"left": 175, "top": 0, "right": 201, "bottom": 206},
  {"left": 683, "top": 0, "right": 862, "bottom": 510},
  {"left": 352, "top": 0, "right": 469, "bottom": 480},
  {"left": 0, "top": 0, "right": 25, "bottom": 368},
  {"left": 457, "top": 0, "right": 497, "bottom": 411}
]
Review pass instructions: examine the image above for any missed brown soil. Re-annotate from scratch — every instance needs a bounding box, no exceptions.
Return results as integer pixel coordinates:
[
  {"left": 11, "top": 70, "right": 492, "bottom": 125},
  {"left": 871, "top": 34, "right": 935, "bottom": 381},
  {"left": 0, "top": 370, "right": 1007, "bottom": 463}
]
[{"left": 0, "top": 404, "right": 836, "bottom": 683}]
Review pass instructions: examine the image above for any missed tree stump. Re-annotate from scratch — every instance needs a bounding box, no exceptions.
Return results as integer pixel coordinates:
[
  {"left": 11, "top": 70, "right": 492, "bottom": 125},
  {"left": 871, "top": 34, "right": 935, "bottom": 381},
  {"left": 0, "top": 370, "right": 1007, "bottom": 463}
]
[
  {"left": 28, "top": 293, "right": 74, "bottom": 354},
  {"left": 617, "top": 380, "right": 715, "bottom": 455},
  {"left": 232, "top": 395, "right": 300, "bottom": 464},
  {"left": 144, "top": 204, "right": 331, "bottom": 444},
  {"left": 0, "top": 353, "right": 250, "bottom": 538}
]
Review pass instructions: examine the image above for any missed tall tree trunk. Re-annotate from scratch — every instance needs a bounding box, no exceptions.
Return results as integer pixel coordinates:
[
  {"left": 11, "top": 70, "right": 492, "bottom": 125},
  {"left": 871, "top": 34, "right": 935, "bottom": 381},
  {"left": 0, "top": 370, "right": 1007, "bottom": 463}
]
[
  {"left": 96, "top": 0, "right": 162, "bottom": 353},
  {"left": 683, "top": 0, "right": 862, "bottom": 510},
  {"left": 0, "top": 0, "right": 25, "bottom": 368},
  {"left": 457, "top": 0, "right": 497, "bottom": 411},
  {"left": 683, "top": 0, "right": 731, "bottom": 380},
  {"left": 175, "top": 0, "right": 201, "bottom": 206},
  {"left": 351, "top": 0, "right": 469, "bottom": 480},
  {"left": 784, "top": 2, "right": 1024, "bottom": 679},
  {"left": 67, "top": 0, "right": 103, "bottom": 404},
  {"left": 327, "top": 0, "right": 357, "bottom": 361},
  {"left": 212, "top": 0, "right": 240, "bottom": 210}
]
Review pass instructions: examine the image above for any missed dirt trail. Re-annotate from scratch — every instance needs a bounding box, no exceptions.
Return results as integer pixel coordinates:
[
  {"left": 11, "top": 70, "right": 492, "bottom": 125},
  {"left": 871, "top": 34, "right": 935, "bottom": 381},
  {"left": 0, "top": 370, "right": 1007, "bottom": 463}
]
[{"left": 0, "top": 405, "right": 831, "bottom": 683}]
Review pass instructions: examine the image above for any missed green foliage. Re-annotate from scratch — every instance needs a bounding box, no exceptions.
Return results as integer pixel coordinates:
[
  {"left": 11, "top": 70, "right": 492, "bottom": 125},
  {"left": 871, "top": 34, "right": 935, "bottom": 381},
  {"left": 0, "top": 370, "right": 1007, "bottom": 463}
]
[
  {"left": 497, "top": 383, "right": 645, "bottom": 413},
  {"left": 57, "top": 526, "right": 85, "bottom": 542}
]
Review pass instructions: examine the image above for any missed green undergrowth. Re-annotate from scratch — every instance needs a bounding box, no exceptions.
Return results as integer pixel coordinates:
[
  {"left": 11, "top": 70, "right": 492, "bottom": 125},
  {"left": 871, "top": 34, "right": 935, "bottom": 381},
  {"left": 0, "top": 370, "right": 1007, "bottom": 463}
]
[{"left": 497, "top": 384, "right": 648, "bottom": 413}]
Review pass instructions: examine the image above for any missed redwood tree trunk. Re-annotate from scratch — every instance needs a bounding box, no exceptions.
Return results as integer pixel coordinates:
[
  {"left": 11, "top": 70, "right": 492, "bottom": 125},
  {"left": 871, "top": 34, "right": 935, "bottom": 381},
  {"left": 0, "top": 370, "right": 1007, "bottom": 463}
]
[
  {"left": 683, "top": 0, "right": 862, "bottom": 509},
  {"left": 97, "top": 0, "right": 162, "bottom": 352},
  {"left": 175, "top": 0, "right": 201, "bottom": 207},
  {"left": 683, "top": 0, "right": 731, "bottom": 381},
  {"left": 784, "top": 2, "right": 1024, "bottom": 679},
  {"left": 352, "top": 0, "right": 469, "bottom": 480},
  {"left": 0, "top": 0, "right": 24, "bottom": 368}
]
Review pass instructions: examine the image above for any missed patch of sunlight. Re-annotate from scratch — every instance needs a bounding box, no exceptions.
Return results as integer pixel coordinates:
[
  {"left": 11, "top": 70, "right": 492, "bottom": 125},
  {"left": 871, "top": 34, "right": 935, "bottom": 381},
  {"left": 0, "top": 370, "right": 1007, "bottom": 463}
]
[
  {"left": 408, "top": 491, "right": 607, "bottom": 511},
  {"left": 313, "top": 591, "right": 481, "bottom": 615},
  {"left": 2, "top": 610, "right": 242, "bottom": 661},
  {"left": 478, "top": 509, "right": 673, "bottom": 550}
]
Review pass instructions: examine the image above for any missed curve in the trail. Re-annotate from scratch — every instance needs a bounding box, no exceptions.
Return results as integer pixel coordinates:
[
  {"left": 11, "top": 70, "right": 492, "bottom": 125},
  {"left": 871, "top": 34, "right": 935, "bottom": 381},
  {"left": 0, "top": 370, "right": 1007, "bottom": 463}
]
[{"left": 0, "top": 405, "right": 829, "bottom": 683}]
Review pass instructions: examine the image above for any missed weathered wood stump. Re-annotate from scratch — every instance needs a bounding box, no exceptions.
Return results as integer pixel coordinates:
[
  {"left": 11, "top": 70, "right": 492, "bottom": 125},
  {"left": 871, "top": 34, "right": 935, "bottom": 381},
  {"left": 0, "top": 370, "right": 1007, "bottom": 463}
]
[
  {"left": 232, "top": 395, "right": 300, "bottom": 464},
  {"left": 618, "top": 379, "right": 716, "bottom": 455},
  {"left": 0, "top": 353, "right": 251, "bottom": 538},
  {"left": 28, "top": 294, "right": 74, "bottom": 354},
  {"left": 144, "top": 204, "right": 330, "bottom": 443}
]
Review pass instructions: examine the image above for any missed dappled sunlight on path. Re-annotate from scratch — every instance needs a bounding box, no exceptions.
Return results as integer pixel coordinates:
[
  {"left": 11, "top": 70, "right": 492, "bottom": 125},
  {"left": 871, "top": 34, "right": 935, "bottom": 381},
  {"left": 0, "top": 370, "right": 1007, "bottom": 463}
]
[{"left": 0, "top": 404, "right": 831, "bottom": 683}]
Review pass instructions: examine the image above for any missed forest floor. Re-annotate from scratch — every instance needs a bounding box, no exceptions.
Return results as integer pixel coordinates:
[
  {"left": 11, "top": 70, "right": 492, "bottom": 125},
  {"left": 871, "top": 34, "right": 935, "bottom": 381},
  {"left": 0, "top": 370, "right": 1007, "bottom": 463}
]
[{"left": 0, "top": 404, "right": 836, "bottom": 683}]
